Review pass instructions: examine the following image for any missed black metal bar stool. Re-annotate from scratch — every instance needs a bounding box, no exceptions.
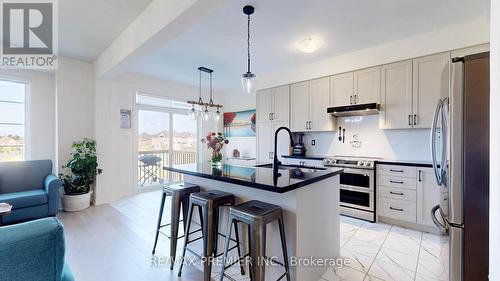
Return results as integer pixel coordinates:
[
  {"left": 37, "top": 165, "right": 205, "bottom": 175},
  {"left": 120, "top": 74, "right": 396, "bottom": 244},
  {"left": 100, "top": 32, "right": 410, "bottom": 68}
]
[
  {"left": 220, "top": 200, "right": 291, "bottom": 281},
  {"left": 178, "top": 190, "right": 245, "bottom": 281},
  {"left": 152, "top": 182, "right": 202, "bottom": 270}
]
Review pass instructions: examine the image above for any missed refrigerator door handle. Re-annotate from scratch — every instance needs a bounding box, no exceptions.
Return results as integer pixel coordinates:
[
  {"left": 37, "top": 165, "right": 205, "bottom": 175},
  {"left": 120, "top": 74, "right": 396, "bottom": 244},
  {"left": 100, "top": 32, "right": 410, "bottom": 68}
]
[
  {"left": 431, "top": 204, "right": 447, "bottom": 232},
  {"left": 431, "top": 99, "right": 443, "bottom": 185}
]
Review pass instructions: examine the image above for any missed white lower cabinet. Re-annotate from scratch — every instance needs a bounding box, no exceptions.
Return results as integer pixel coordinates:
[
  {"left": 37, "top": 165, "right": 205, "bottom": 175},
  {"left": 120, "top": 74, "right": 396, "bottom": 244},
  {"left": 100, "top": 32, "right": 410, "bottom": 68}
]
[
  {"left": 256, "top": 121, "right": 291, "bottom": 163},
  {"left": 416, "top": 167, "right": 442, "bottom": 227},
  {"left": 377, "top": 164, "right": 440, "bottom": 230}
]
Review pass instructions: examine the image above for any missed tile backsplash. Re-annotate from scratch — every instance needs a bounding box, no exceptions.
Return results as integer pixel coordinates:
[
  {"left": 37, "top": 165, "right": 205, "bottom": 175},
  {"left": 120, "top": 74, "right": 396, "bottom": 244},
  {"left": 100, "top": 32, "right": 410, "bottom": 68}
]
[{"left": 300, "top": 115, "right": 431, "bottom": 161}]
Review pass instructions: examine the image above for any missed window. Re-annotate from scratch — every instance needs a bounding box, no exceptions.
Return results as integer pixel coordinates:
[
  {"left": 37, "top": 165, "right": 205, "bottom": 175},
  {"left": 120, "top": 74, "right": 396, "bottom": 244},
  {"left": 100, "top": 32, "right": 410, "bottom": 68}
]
[
  {"left": 136, "top": 93, "right": 198, "bottom": 188},
  {"left": 0, "top": 80, "right": 26, "bottom": 161}
]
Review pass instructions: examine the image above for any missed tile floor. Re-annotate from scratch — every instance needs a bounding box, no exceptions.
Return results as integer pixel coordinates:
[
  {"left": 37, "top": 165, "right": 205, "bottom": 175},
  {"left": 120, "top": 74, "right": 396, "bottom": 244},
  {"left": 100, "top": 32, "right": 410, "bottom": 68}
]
[{"left": 59, "top": 190, "right": 449, "bottom": 281}]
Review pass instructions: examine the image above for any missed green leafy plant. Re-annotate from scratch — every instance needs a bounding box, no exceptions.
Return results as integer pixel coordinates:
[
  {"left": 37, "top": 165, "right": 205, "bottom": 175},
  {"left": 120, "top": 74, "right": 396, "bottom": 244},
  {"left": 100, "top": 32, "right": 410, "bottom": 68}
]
[{"left": 59, "top": 138, "right": 103, "bottom": 195}]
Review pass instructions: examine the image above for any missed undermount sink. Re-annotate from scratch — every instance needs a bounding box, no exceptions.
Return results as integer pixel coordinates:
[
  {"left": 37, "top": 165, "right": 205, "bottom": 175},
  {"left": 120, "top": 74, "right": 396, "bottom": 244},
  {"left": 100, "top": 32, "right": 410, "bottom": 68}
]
[{"left": 255, "top": 163, "right": 327, "bottom": 171}]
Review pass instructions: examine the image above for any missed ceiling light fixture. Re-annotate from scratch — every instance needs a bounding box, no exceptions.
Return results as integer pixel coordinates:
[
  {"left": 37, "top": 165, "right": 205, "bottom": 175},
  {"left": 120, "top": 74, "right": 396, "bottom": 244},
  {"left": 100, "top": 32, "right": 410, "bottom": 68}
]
[
  {"left": 187, "top": 67, "right": 223, "bottom": 122},
  {"left": 297, "top": 37, "right": 323, "bottom": 53},
  {"left": 241, "top": 5, "right": 256, "bottom": 94}
]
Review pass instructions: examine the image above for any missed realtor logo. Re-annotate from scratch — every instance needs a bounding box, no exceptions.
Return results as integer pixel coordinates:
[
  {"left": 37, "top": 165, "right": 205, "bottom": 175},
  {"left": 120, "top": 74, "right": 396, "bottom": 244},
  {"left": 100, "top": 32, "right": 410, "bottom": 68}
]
[{"left": 1, "top": 0, "right": 58, "bottom": 69}]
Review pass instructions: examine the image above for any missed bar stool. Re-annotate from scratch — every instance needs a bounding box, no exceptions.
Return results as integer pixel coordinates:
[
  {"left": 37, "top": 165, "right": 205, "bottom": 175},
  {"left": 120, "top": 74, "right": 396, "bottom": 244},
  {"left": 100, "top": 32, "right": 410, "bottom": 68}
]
[
  {"left": 220, "top": 200, "right": 291, "bottom": 281},
  {"left": 177, "top": 190, "right": 245, "bottom": 281},
  {"left": 151, "top": 182, "right": 201, "bottom": 270}
]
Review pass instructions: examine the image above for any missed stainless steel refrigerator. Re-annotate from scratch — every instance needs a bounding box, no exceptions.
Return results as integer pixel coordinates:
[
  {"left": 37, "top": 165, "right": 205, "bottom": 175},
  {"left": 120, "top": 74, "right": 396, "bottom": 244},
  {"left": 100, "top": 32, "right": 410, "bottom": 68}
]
[{"left": 430, "top": 52, "right": 489, "bottom": 281}]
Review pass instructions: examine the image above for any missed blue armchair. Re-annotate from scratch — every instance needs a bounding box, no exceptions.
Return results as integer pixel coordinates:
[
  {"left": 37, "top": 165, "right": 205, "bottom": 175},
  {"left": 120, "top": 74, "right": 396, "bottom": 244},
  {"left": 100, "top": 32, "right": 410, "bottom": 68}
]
[
  {"left": 0, "top": 159, "right": 61, "bottom": 225},
  {"left": 0, "top": 217, "right": 74, "bottom": 281}
]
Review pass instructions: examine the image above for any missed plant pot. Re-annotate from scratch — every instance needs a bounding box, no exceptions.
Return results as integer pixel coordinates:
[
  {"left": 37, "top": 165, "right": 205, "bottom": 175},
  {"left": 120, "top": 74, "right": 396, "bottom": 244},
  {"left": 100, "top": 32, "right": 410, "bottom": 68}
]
[{"left": 62, "top": 191, "right": 92, "bottom": 212}]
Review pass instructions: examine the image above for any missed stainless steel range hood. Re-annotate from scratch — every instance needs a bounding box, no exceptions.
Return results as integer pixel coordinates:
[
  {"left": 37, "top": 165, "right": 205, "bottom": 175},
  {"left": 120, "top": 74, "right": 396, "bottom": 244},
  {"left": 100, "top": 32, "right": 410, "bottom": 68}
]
[{"left": 327, "top": 103, "right": 379, "bottom": 117}]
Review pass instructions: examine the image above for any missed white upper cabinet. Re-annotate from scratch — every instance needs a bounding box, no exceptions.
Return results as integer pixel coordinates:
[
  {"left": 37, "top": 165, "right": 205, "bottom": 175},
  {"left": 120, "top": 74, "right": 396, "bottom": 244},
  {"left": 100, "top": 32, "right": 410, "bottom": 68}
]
[
  {"left": 416, "top": 167, "right": 442, "bottom": 228},
  {"left": 256, "top": 86, "right": 289, "bottom": 123},
  {"left": 354, "top": 66, "right": 381, "bottom": 105},
  {"left": 290, "top": 81, "right": 310, "bottom": 131},
  {"left": 256, "top": 88, "right": 273, "bottom": 123},
  {"left": 291, "top": 78, "right": 335, "bottom": 132},
  {"left": 330, "top": 72, "right": 353, "bottom": 107},
  {"left": 380, "top": 60, "right": 413, "bottom": 129},
  {"left": 271, "top": 85, "right": 290, "bottom": 122},
  {"left": 412, "top": 53, "right": 450, "bottom": 128},
  {"left": 310, "top": 77, "right": 333, "bottom": 131}
]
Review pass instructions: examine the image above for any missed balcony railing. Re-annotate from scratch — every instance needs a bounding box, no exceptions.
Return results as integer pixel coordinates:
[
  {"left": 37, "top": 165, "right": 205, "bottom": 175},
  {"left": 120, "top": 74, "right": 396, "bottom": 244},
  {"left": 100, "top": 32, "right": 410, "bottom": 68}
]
[
  {"left": 0, "top": 145, "right": 24, "bottom": 161},
  {"left": 138, "top": 150, "right": 196, "bottom": 187}
]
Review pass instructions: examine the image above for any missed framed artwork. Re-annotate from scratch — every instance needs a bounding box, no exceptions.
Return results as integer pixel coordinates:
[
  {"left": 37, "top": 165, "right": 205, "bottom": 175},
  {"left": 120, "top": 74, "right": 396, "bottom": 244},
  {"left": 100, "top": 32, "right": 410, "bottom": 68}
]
[{"left": 223, "top": 109, "right": 256, "bottom": 137}]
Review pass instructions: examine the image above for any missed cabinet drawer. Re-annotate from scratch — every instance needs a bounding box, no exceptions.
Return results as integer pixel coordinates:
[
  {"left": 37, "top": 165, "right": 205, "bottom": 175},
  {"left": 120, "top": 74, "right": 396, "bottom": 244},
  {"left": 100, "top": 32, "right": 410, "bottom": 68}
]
[
  {"left": 377, "top": 164, "right": 417, "bottom": 178},
  {"left": 378, "top": 186, "right": 416, "bottom": 202},
  {"left": 378, "top": 175, "right": 416, "bottom": 190},
  {"left": 378, "top": 198, "right": 416, "bottom": 223}
]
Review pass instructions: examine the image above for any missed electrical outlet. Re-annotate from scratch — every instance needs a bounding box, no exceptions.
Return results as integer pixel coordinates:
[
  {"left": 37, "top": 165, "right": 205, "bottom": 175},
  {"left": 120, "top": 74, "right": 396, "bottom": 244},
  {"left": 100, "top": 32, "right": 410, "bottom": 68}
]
[{"left": 311, "top": 139, "right": 316, "bottom": 146}]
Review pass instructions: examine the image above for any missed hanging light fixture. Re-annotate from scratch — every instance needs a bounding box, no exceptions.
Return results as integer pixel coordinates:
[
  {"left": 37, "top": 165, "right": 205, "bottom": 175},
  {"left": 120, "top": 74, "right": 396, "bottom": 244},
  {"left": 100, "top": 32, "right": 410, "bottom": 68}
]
[
  {"left": 241, "top": 5, "right": 256, "bottom": 94},
  {"left": 187, "top": 67, "right": 223, "bottom": 121}
]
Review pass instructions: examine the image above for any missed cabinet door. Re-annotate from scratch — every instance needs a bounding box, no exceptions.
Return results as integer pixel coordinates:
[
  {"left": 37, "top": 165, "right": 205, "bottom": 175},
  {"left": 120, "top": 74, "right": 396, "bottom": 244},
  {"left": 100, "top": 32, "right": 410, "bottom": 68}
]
[
  {"left": 310, "top": 77, "right": 333, "bottom": 131},
  {"left": 273, "top": 121, "right": 292, "bottom": 162},
  {"left": 416, "top": 168, "right": 442, "bottom": 227},
  {"left": 290, "top": 81, "right": 310, "bottom": 132},
  {"left": 380, "top": 60, "right": 413, "bottom": 129},
  {"left": 330, "top": 72, "right": 354, "bottom": 107},
  {"left": 354, "top": 66, "right": 381, "bottom": 104},
  {"left": 412, "top": 53, "right": 450, "bottom": 128},
  {"left": 256, "top": 122, "right": 273, "bottom": 162},
  {"left": 272, "top": 85, "right": 290, "bottom": 122},
  {"left": 256, "top": 89, "right": 273, "bottom": 123}
]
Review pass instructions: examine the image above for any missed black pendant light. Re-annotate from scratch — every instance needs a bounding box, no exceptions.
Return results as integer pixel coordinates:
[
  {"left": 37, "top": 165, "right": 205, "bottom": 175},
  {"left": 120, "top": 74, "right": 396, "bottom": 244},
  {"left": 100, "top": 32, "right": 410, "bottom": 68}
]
[{"left": 241, "top": 5, "right": 256, "bottom": 94}]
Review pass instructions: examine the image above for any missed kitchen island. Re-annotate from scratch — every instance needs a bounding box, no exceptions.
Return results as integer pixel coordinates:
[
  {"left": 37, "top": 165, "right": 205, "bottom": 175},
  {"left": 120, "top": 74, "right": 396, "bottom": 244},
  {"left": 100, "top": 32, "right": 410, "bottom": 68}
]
[{"left": 165, "top": 162, "right": 343, "bottom": 281}]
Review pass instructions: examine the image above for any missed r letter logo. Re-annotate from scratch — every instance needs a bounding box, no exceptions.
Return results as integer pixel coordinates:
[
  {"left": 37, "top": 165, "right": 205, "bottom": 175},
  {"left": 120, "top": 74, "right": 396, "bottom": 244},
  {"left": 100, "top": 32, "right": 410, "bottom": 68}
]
[{"left": 1, "top": 0, "right": 58, "bottom": 69}]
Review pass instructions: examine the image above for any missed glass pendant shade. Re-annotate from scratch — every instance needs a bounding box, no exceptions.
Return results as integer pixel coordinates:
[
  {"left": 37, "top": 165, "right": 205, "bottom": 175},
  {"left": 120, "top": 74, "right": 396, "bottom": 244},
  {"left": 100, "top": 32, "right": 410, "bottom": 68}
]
[
  {"left": 188, "top": 106, "right": 197, "bottom": 120},
  {"left": 241, "top": 72, "right": 256, "bottom": 94},
  {"left": 213, "top": 109, "right": 221, "bottom": 122},
  {"left": 203, "top": 107, "right": 210, "bottom": 121}
]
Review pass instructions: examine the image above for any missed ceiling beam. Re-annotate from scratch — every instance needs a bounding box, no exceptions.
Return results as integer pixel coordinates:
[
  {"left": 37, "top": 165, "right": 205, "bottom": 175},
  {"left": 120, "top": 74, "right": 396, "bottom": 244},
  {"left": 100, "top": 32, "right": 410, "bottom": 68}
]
[{"left": 95, "top": 0, "right": 229, "bottom": 78}]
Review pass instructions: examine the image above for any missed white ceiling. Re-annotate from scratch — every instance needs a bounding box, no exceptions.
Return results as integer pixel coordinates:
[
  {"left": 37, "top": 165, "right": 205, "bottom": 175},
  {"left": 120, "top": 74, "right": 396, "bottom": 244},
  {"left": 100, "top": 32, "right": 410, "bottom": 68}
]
[
  {"left": 123, "top": 0, "right": 489, "bottom": 93},
  {"left": 59, "top": 0, "right": 151, "bottom": 61}
]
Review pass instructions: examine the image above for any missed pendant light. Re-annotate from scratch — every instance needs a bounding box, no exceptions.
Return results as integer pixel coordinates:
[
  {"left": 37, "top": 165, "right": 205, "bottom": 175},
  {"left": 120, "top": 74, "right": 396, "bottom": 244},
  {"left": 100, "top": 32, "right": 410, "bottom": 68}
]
[
  {"left": 187, "top": 67, "right": 223, "bottom": 121},
  {"left": 241, "top": 5, "right": 256, "bottom": 94}
]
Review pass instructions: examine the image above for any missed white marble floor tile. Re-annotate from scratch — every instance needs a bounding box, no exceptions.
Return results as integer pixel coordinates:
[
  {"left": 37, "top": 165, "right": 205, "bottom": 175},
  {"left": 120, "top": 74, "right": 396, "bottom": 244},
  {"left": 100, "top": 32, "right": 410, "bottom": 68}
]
[
  {"left": 343, "top": 237, "right": 383, "bottom": 259},
  {"left": 321, "top": 266, "right": 367, "bottom": 281},
  {"left": 368, "top": 258, "right": 416, "bottom": 281},
  {"left": 416, "top": 248, "right": 449, "bottom": 281},
  {"left": 382, "top": 233, "right": 421, "bottom": 257},
  {"left": 360, "top": 222, "right": 392, "bottom": 234},
  {"left": 350, "top": 228, "right": 388, "bottom": 246},
  {"left": 340, "top": 248, "right": 375, "bottom": 273},
  {"left": 377, "top": 247, "right": 418, "bottom": 272},
  {"left": 363, "top": 274, "right": 385, "bottom": 281}
]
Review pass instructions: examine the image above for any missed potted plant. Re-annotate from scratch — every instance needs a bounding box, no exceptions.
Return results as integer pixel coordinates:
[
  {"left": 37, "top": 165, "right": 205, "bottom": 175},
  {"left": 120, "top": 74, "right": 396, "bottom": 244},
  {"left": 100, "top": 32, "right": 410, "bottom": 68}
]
[
  {"left": 59, "top": 138, "right": 103, "bottom": 212},
  {"left": 201, "top": 132, "right": 229, "bottom": 166}
]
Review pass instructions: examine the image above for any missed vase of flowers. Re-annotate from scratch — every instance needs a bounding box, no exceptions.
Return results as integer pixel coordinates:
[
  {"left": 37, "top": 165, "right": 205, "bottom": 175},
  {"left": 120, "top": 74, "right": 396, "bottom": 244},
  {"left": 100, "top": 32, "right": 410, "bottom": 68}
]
[{"left": 201, "top": 132, "right": 229, "bottom": 166}]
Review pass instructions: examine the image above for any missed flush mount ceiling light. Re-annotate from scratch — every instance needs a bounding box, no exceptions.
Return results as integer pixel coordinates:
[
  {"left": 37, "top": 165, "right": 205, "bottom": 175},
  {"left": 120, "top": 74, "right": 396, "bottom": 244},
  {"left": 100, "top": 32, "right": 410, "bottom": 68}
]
[
  {"left": 241, "top": 5, "right": 256, "bottom": 94},
  {"left": 296, "top": 37, "right": 324, "bottom": 53}
]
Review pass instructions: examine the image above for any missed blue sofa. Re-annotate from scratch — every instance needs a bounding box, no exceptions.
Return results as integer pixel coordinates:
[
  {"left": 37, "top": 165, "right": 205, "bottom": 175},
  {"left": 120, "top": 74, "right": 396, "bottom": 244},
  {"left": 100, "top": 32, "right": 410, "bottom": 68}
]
[
  {"left": 0, "top": 217, "right": 74, "bottom": 281},
  {"left": 0, "top": 159, "right": 61, "bottom": 225}
]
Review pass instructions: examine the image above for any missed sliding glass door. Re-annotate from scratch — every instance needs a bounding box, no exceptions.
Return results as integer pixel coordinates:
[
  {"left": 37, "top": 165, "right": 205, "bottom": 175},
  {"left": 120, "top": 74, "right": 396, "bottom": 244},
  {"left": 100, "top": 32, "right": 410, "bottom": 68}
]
[{"left": 137, "top": 94, "right": 197, "bottom": 188}]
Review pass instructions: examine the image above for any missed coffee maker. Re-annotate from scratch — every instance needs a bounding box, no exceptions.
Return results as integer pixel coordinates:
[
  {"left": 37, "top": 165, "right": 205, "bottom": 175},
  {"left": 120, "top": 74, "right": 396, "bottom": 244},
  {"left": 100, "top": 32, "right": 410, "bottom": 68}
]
[{"left": 292, "top": 134, "right": 307, "bottom": 156}]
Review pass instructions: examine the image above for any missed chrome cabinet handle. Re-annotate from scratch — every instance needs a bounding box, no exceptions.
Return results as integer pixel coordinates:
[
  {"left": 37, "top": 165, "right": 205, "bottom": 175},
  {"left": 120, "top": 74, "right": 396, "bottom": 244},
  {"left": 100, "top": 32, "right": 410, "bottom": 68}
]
[
  {"left": 350, "top": 96, "right": 353, "bottom": 105},
  {"left": 309, "top": 121, "right": 312, "bottom": 130},
  {"left": 418, "top": 170, "right": 422, "bottom": 182},
  {"left": 414, "top": 114, "right": 417, "bottom": 125},
  {"left": 390, "top": 191, "right": 404, "bottom": 195},
  {"left": 390, "top": 180, "right": 404, "bottom": 184},
  {"left": 408, "top": 114, "right": 413, "bottom": 126},
  {"left": 271, "top": 113, "right": 274, "bottom": 120},
  {"left": 354, "top": 94, "right": 358, "bottom": 104},
  {"left": 269, "top": 152, "right": 271, "bottom": 159},
  {"left": 269, "top": 113, "right": 271, "bottom": 120},
  {"left": 389, "top": 169, "right": 404, "bottom": 173},
  {"left": 390, "top": 206, "right": 404, "bottom": 212}
]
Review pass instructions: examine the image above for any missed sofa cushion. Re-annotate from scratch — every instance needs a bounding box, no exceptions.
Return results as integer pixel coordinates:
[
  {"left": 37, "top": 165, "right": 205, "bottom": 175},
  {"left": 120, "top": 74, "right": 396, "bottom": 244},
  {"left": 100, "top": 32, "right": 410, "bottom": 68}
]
[
  {"left": 0, "top": 159, "right": 53, "bottom": 193},
  {"left": 0, "top": 189, "right": 47, "bottom": 209}
]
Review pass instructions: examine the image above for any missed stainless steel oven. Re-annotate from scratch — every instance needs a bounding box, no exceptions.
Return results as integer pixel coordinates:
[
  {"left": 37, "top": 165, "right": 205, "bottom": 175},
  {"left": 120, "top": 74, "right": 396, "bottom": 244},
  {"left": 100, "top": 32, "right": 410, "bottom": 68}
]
[{"left": 324, "top": 156, "right": 377, "bottom": 222}]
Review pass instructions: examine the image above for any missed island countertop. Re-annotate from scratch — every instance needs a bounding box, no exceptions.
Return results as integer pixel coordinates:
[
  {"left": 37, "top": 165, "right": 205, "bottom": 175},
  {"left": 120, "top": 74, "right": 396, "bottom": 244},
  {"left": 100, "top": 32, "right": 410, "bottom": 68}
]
[{"left": 164, "top": 163, "right": 343, "bottom": 193}]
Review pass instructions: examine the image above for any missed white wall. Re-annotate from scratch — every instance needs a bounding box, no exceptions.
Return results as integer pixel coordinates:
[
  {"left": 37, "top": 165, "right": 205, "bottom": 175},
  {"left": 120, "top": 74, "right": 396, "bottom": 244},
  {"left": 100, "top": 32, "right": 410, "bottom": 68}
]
[
  {"left": 55, "top": 57, "right": 95, "bottom": 170},
  {"left": 300, "top": 116, "right": 431, "bottom": 161},
  {"left": 94, "top": 72, "right": 222, "bottom": 204},
  {"left": 0, "top": 69, "right": 56, "bottom": 164},
  {"left": 490, "top": 0, "right": 499, "bottom": 279}
]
